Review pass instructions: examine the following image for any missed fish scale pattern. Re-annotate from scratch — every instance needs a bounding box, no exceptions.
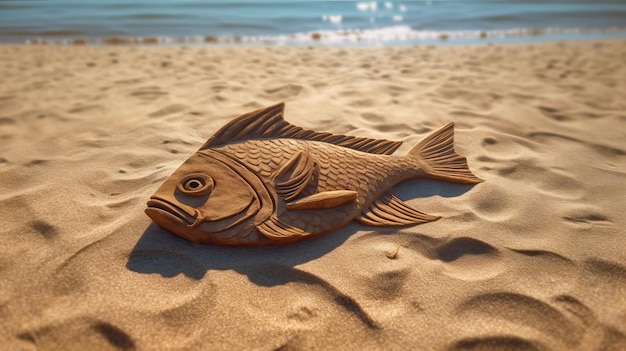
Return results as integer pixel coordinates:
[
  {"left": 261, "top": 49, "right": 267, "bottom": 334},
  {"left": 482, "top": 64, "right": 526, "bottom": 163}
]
[
  {"left": 214, "top": 138, "right": 423, "bottom": 235},
  {"left": 215, "top": 138, "right": 419, "bottom": 209}
]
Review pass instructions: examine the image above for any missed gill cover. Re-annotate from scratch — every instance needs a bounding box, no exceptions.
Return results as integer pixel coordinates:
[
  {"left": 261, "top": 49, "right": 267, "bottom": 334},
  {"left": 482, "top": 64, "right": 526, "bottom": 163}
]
[{"left": 145, "top": 150, "right": 274, "bottom": 245}]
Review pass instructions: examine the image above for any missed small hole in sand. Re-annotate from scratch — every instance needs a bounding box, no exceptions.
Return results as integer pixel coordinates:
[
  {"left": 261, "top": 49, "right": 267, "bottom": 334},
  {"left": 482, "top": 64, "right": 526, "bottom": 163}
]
[{"left": 482, "top": 137, "right": 497, "bottom": 145}]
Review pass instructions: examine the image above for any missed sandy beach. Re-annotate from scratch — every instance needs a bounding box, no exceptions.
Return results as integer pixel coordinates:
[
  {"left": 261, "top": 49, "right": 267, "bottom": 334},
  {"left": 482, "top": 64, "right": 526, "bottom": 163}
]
[{"left": 1, "top": 40, "right": 625, "bottom": 350}]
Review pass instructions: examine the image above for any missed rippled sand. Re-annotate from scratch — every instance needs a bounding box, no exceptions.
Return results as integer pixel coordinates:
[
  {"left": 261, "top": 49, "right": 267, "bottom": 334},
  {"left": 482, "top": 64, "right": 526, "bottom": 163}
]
[{"left": 1, "top": 40, "right": 625, "bottom": 350}]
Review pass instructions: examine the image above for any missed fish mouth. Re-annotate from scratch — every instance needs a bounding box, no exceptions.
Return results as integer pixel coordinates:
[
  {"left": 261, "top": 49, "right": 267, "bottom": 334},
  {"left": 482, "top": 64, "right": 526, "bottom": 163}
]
[{"left": 146, "top": 197, "right": 197, "bottom": 226}]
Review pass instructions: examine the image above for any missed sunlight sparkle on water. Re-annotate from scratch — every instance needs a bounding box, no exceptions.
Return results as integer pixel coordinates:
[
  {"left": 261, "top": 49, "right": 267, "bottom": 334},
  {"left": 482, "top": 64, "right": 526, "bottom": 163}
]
[{"left": 357, "top": 2, "right": 378, "bottom": 12}]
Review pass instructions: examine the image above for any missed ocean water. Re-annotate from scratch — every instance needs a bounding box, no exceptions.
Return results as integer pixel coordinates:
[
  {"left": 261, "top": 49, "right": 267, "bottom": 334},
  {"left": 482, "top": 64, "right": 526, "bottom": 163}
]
[{"left": 1, "top": 0, "right": 625, "bottom": 45}]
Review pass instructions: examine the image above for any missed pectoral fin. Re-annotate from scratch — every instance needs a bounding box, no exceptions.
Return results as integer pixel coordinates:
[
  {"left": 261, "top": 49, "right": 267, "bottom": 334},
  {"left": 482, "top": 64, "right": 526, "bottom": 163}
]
[
  {"left": 357, "top": 193, "right": 440, "bottom": 226},
  {"left": 257, "top": 216, "right": 307, "bottom": 239},
  {"left": 275, "top": 150, "right": 318, "bottom": 202},
  {"left": 286, "top": 190, "right": 358, "bottom": 210}
]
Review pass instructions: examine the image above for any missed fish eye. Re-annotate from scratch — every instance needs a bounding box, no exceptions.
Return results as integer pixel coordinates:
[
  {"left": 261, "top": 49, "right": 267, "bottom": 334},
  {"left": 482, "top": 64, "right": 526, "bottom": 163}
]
[
  {"left": 177, "top": 173, "right": 214, "bottom": 196},
  {"left": 186, "top": 179, "right": 203, "bottom": 190}
]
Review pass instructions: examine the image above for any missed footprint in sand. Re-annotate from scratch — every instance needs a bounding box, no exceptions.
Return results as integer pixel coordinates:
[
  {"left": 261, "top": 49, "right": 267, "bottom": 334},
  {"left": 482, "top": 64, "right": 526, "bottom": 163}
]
[
  {"left": 348, "top": 98, "right": 375, "bottom": 108},
  {"left": 29, "top": 220, "right": 57, "bottom": 239},
  {"left": 536, "top": 170, "right": 585, "bottom": 200},
  {"left": 0, "top": 117, "right": 15, "bottom": 125},
  {"left": 148, "top": 104, "right": 187, "bottom": 118},
  {"left": 468, "top": 183, "right": 513, "bottom": 222},
  {"left": 68, "top": 104, "right": 105, "bottom": 114},
  {"left": 366, "top": 268, "right": 410, "bottom": 300},
  {"left": 18, "top": 318, "right": 136, "bottom": 350},
  {"left": 25, "top": 159, "right": 48, "bottom": 167},
  {"left": 16, "top": 109, "right": 69, "bottom": 122},
  {"left": 114, "top": 78, "right": 142, "bottom": 85},
  {"left": 582, "top": 258, "right": 626, "bottom": 288},
  {"left": 395, "top": 232, "right": 505, "bottom": 281},
  {"left": 360, "top": 112, "right": 385, "bottom": 123},
  {"left": 508, "top": 249, "right": 578, "bottom": 292},
  {"left": 537, "top": 105, "right": 572, "bottom": 122},
  {"left": 527, "top": 131, "right": 626, "bottom": 160},
  {"left": 435, "top": 237, "right": 505, "bottom": 281},
  {"left": 480, "top": 132, "right": 538, "bottom": 157},
  {"left": 561, "top": 205, "right": 611, "bottom": 229},
  {"left": 242, "top": 101, "right": 263, "bottom": 109},
  {"left": 261, "top": 84, "right": 304, "bottom": 100},
  {"left": 481, "top": 131, "right": 588, "bottom": 200},
  {"left": 436, "top": 85, "right": 499, "bottom": 110},
  {"left": 455, "top": 292, "right": 581, "bottom": 349},
  {"left": 449, "top": 335, "right": 543, "bottom": 351},
  {"left": 130, "top": 86, "right": 168, "bottom": 100}
]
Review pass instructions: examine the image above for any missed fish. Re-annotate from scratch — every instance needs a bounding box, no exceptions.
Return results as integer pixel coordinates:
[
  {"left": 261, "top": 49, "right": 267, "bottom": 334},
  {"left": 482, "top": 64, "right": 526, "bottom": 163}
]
[{"left": 145, "top": 102, "right": 482, "bottom": 246}]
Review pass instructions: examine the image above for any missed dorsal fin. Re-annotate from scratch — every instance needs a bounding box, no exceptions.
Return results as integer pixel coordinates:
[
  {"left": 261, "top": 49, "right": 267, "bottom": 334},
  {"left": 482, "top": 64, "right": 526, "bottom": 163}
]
[{"left": 200, "top": 102, "right": 403, "bottom": 155}]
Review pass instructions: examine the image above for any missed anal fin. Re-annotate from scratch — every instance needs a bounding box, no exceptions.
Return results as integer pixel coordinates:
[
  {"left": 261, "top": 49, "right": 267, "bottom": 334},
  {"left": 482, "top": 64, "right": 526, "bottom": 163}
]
[
  {"left": 286, "top": 190, "right": 358, "bottom": 210},
  {"left": 257, "top": 216, "right": 307, "bottom": 240},
  {"left": 357, "top": 193, "right": 440, "bottom": 226}
]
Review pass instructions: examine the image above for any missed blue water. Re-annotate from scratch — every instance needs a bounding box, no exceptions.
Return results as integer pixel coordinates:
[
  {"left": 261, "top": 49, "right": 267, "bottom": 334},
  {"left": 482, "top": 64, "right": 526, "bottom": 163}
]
[{"left": 1, "top": 1, "right": 625, "bottom": 45}]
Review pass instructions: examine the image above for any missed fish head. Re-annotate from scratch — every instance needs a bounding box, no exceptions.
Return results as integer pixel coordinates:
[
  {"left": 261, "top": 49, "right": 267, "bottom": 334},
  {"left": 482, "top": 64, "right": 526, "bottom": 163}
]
[{"left": 145, "top": 151, "right": 270, "bottom": 245}]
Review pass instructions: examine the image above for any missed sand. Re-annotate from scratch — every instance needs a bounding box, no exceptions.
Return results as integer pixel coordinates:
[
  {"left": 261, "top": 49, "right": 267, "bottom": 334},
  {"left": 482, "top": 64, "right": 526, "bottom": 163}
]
[{"left": 1, "top": 39, "right": 625, "bottom": 350}]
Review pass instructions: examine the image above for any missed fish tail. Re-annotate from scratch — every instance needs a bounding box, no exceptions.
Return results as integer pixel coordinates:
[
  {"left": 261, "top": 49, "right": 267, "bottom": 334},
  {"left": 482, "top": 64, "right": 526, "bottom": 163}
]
[{"left": 409, "top": 122, "right": 483, "bottom": 184}]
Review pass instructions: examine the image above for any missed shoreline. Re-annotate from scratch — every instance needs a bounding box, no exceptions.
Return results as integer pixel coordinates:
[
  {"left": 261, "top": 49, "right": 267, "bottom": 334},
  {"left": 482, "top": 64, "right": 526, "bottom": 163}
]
[
  {"left": 1, "top": 37, "right": 624, "bottom": 53},
  {"left": 2, "top": 26, "right": 625, "bottom": 47},
  {"left": 1, "top": 39, "right": 625, "bottom": 350}
]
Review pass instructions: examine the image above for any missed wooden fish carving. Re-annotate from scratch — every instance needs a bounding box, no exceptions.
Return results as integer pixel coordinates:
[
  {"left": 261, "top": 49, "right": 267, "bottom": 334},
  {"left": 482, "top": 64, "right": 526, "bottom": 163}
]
[{"left": 145, "top": 103, "right": 482, "bottom": 246}]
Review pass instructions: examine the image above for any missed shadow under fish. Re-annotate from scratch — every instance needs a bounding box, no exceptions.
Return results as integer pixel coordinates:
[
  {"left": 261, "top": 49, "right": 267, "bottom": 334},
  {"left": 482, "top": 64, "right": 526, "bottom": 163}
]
[{"left": 145, "top": 102, "right": 482, "bottom": 246}]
